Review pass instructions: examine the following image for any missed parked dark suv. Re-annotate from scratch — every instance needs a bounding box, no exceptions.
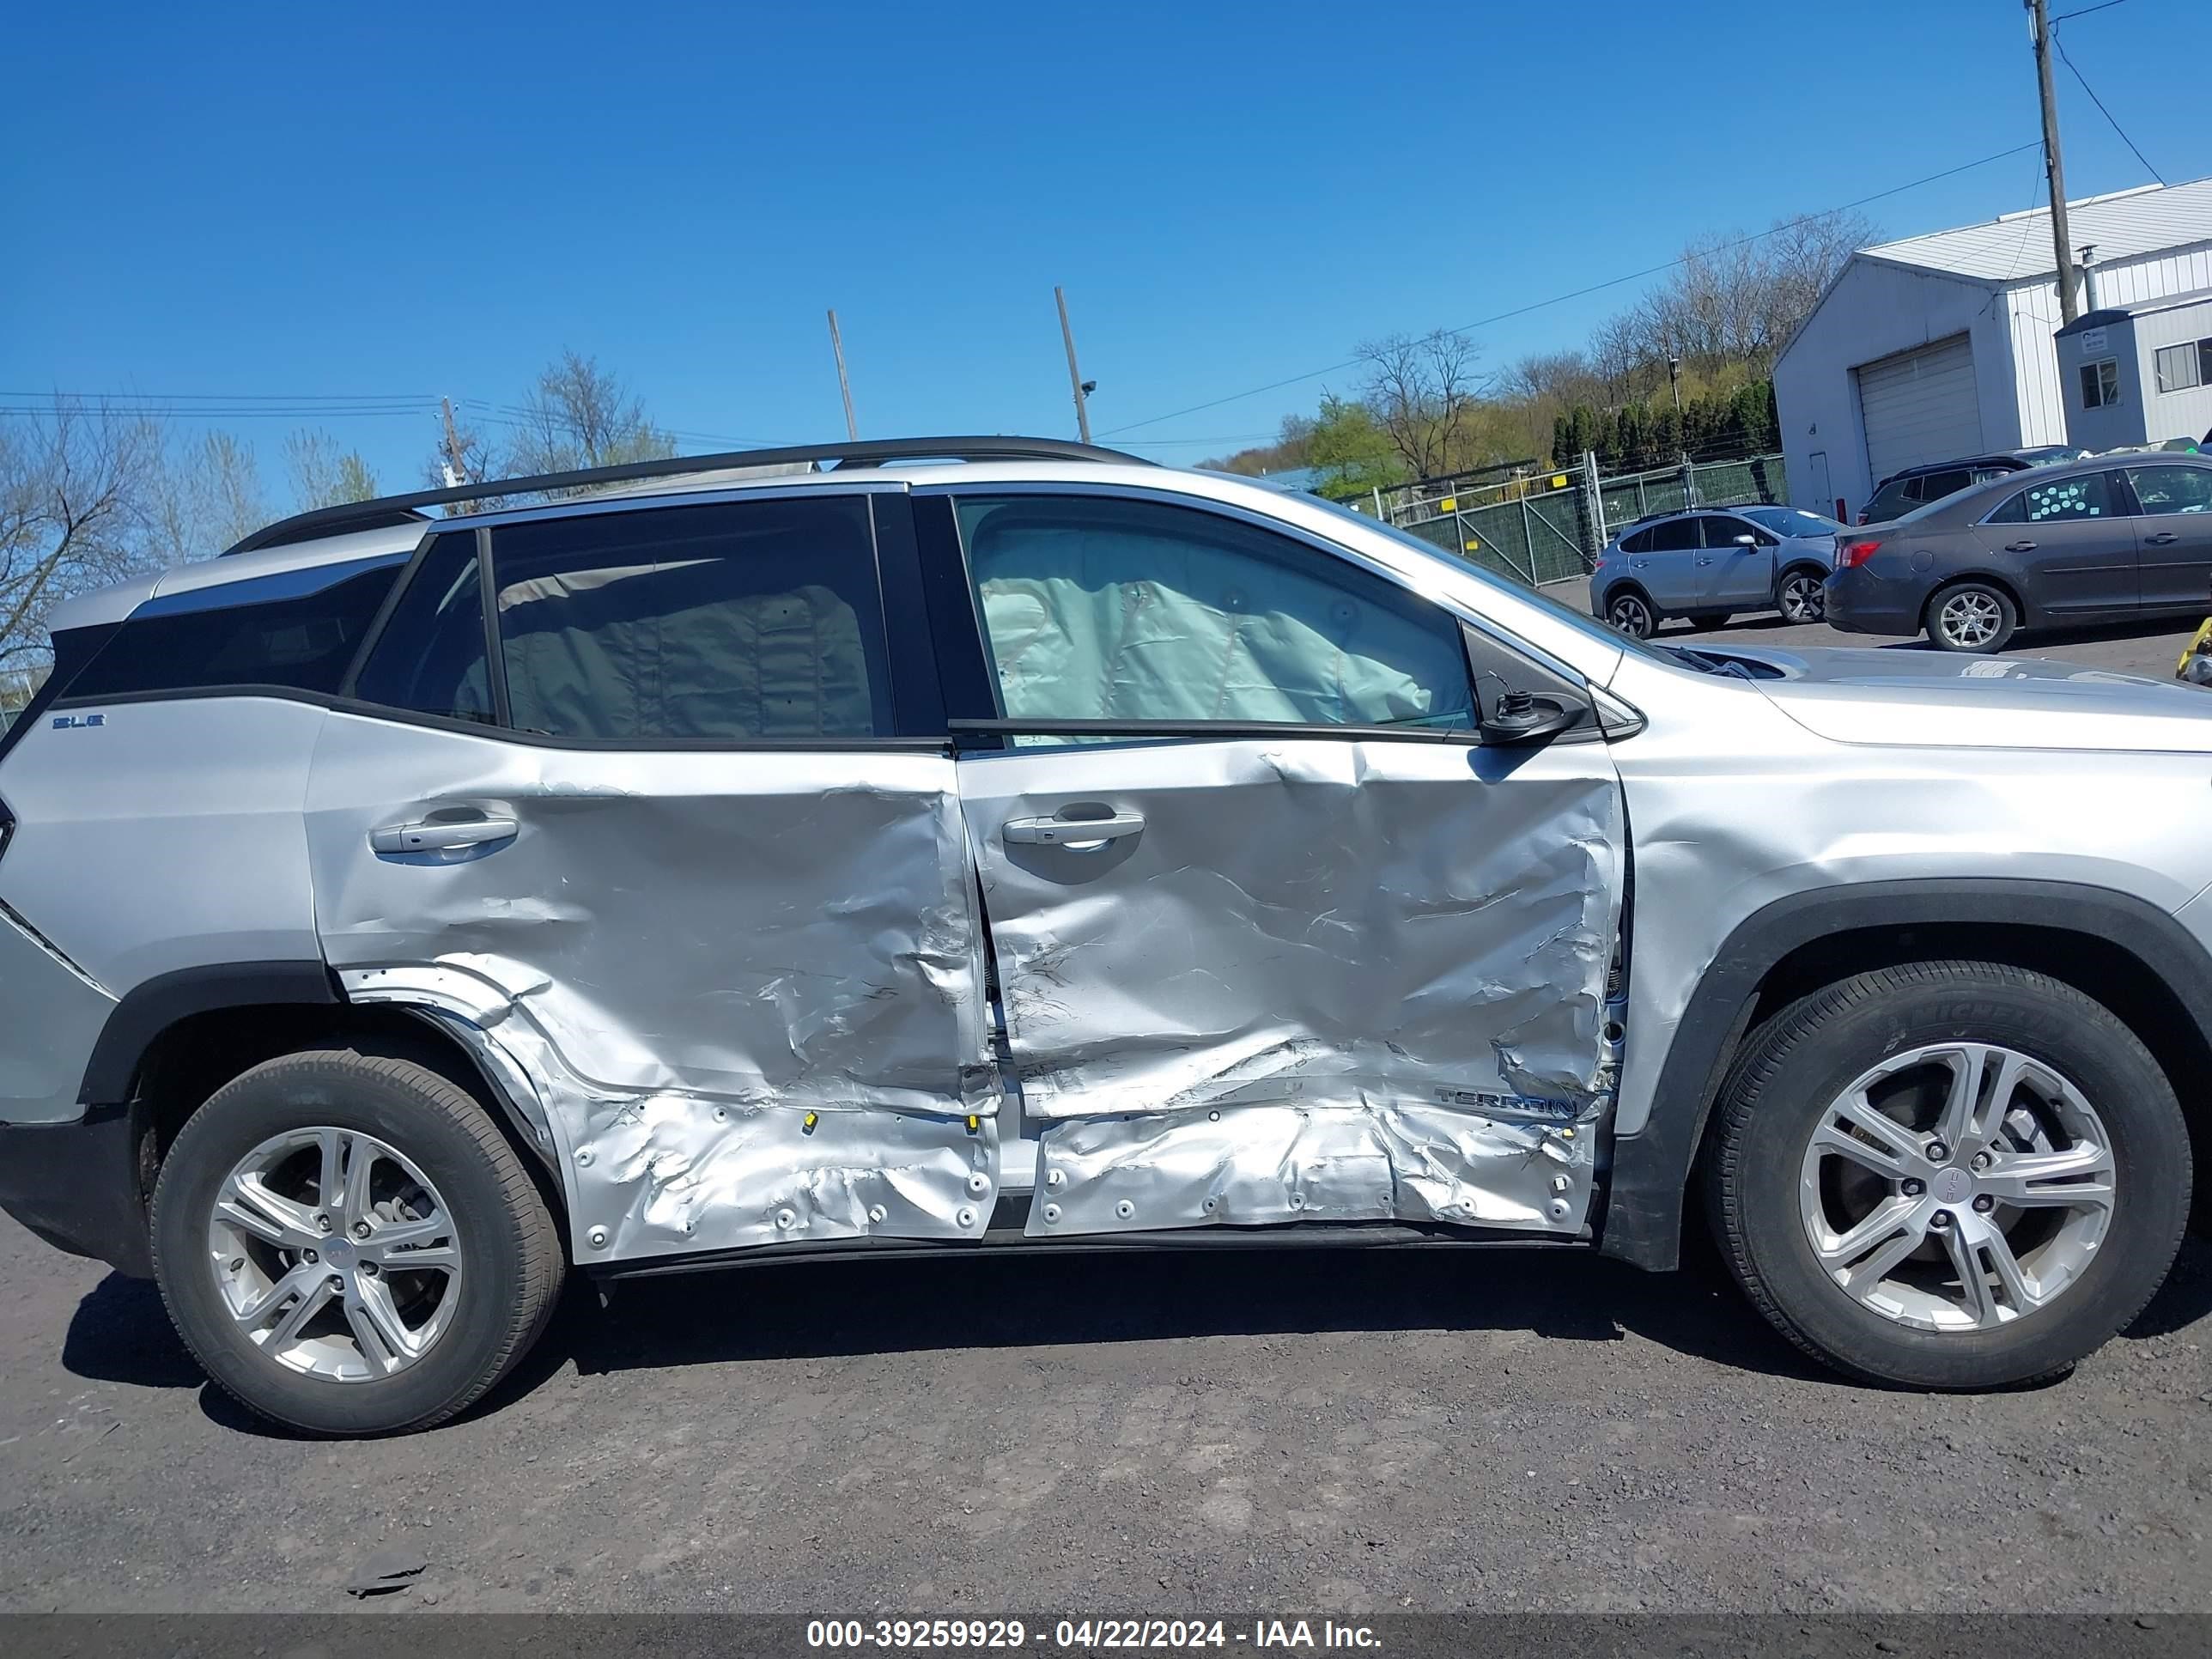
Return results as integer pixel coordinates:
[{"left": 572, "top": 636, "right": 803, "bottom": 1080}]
[
  {"left": 1858, "top": 447, "right": 2083, "bottom": 526},
  {"left": 1827, "top": 453, "right": 2212, "bottom": 651}
]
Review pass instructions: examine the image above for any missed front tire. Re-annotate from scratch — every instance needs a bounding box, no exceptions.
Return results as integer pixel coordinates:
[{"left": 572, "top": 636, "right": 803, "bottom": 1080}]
[
  {"left": 151, "top": 1048, "right": 563, "bottom": 1435},
  {"left": 1705, "top": 962, "right": 2189, "bottom": 1389},
  {"left": 1926, "top": 581, "right": 2017, "bottom": 653},
  {"left": 1776, "top": 568, "right": 1826, "bottom": 624}
]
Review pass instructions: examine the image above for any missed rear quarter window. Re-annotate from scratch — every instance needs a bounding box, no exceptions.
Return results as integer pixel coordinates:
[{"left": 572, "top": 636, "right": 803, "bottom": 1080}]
[{"left": 61, "top": 556, "right": 407, "bottom": 701}]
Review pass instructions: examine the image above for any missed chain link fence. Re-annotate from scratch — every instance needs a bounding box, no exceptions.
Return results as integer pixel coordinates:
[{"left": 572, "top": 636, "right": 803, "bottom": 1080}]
[{"left": 1382, "top": 452, "right": 1790, "bottom": 587}]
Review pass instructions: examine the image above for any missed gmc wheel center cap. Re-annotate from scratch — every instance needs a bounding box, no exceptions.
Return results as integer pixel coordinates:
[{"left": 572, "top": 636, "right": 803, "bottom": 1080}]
[
  {"left": 324, "top": 1237, "right": 356, "bottom": 1267},
  {"left": 1934, "top": 1167, "right": 1973, "bottom": 1205}
]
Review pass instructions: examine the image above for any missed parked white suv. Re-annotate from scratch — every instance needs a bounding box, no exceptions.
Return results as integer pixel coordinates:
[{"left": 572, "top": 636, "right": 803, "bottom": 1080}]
[{"left": 0, "top": 438, "right": 2201, "bottom": 1433}]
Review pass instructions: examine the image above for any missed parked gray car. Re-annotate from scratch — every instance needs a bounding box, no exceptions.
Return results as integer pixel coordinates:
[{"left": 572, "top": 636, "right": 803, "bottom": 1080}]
[
  {"left": 0, "top": 437, "right": 2204, "bottom": 1434},
  {"left": 1828, "top": 453, "right": 2212, "bottom": 652},
  {"left": 1589, "top": 504, "right": 1842, "bottom": 639}
]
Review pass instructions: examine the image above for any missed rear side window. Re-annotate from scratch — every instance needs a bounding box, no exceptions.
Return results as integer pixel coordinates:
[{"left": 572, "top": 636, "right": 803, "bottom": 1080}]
[
  {"left": 1916, "top": 470, "right": 1972, "bottom": 501},
  {"left": 1619, "top": 527, "right": 1654, "bottom": 553},
  {"left": 1645, "top": 518, "right": 1698, "bottom": 552},
  {"left": 352, "top": 534, "right": 495, "bottom": 725},
  {"left": 64, "top": 556, "right": 405, "bottom": 701},
  {"left": 1984, "top": 471, "right": 2117, "bottom": 525},
  {"left": 488, "top": 495, "right": 891, "bottom": 743},
  {"left": 1863, "top": 481, "right": 1913, "bottom": 520}
]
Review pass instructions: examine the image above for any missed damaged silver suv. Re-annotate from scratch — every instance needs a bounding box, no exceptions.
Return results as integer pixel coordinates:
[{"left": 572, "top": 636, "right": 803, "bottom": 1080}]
[{"left": 0, "top": 437, "right": 2203, "bottom": 1433}]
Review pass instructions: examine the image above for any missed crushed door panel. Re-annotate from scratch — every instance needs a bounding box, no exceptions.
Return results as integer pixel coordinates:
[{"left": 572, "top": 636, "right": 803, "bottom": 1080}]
[
  {"left": 955, "top": 735, "right": 1624, "bottom": 1237},
  {"left": 306, "top": 711, "right": 994, "bottom": 1265}
]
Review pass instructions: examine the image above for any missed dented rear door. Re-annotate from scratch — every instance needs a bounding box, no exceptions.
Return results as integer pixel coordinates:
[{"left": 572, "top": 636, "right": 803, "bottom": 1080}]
[
  {"left": 305, "top": 493, "right": 994, "bottom": 1268},
  {"left": 930, "top": 488, "right": 1626, "bottom": 1238}
]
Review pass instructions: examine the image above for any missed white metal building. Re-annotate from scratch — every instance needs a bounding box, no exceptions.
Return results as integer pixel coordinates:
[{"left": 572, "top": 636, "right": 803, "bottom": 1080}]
[
  {"left": 1773, "top": 178, "right": 2212, "bottom": 520},
  {"left": 2053, "top": 288, "right": 2212, "bottom": 452}
]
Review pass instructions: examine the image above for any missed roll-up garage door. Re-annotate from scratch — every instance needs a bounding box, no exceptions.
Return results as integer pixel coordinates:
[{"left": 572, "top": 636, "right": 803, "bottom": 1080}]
[{"left": 1856, "top": 334, "right": 1984, "bottom": 483}]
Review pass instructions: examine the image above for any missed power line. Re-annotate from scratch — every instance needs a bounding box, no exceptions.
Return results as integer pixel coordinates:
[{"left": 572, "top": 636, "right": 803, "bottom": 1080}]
[
  {"left": 2053, "top": 31, "right": 2166, "bottom": 184},
  {"left": 2051, "top": 0, "right": 2130, "bottom": 21},
  {"left": 1100, "top": 140, "right": 2045, "bottom": 438}
]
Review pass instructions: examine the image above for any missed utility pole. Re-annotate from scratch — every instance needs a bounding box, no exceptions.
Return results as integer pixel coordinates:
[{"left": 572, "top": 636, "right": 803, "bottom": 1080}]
[
  {"left": 438, "top": 396, "right": 468, "bottom": 489},
  {"left": 2027, "top": 0, "right": 2078, "bottom": 325},
  {"left": 826, "top": 308, "right": 860, "bottom": 441},
  {"left": 1054, "top": 285, "right": 1094, "bottom": 444}
]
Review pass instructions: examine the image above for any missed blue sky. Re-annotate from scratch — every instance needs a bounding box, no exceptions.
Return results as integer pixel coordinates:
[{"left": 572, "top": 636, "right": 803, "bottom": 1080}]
[{"left": 3, "top": 0, "right": 2203, "bottom": 491}]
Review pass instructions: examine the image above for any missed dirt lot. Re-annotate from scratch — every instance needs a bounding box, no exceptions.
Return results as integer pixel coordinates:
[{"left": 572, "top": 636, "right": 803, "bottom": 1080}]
[{"left": 3, "top": 609, "right": 2209, "bottom": 1618}]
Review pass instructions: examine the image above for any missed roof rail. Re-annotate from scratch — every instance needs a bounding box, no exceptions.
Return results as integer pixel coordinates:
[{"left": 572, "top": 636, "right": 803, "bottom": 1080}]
[{"left": 222, "top": 435, "right": 1153, "bottom": 556}]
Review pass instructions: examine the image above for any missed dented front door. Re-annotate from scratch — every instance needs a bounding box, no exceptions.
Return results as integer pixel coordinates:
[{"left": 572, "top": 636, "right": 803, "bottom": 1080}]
[{"left": 939, "top": 489, "right": 1626, "bottom": 1239}]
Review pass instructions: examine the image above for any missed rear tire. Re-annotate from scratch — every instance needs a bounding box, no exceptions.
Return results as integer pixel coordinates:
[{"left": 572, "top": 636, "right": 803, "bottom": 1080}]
[
  {"left": 1603, "top": 588, "right": 1657, "bottom": 639},
  {"left": 151, "top": 1048, "right": 563, "bottom": 1436},
  {"left": 1925, "top": 581, "right": 2017, "bottom": 653},
  {"left": 1704, "top": 961, "right": 2189, "bottom": 1389}
]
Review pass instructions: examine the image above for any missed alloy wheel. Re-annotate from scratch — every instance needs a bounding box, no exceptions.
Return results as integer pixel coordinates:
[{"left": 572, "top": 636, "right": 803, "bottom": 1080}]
[
  {"left": 1937, "top": 590, "right": 2005, "bottom": 650},
  {"left": 1780, "top": 572, "right": 1824, "bottom": 623},
  {"left": 1606, "top": 593, "right": 1654, "bottom": 638},
  {"left": 1796, "top": 1042, "right": 2115, "bottom": 1332},
  {"left": 205, "top": 1127, "right": 463, "bottom": 1382}
]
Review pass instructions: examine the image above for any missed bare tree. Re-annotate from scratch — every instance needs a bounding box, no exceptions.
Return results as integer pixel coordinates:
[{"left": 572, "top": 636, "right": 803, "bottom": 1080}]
[
  {"left": 147, "top": 429, "right": 268, "bottom": 566},
  {"left": 1616, "top": 209, "right": 1876, "bottom": 378},
  {"left": 504, "top": 351, "right": 677, "bottom": 491},
  {"left": 0, "top": 401, "right": 163, "bottom": 683},
  {"left": 283, "top": 428, "right": 379, "bottom": 510},
  {"left": 1358, "top": 330, "right": 1486, "bottom": 479}
]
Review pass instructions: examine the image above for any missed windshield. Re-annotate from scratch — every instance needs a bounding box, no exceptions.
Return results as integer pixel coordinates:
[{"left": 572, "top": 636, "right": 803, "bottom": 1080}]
[
  {"left": 1309, "top": 497, "right": 1669, "bottom": 664},
  {"left": 1739, "top": 505, "right": 1843, "bottom": 537}
]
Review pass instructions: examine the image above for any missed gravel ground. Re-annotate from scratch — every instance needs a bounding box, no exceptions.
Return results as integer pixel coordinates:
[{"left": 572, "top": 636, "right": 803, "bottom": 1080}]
[
  {"left": 3, "top": 609, "right": 2208, "bottom": 1618},
  {"left": 3, "top": 1213, "right": 2207, "bottom": 1615}
]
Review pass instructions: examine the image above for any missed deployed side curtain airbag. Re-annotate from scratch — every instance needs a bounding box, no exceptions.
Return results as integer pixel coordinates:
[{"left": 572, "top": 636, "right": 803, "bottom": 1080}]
[{"left": 963, "top": 501, "right": 1472, "bottom": 729}]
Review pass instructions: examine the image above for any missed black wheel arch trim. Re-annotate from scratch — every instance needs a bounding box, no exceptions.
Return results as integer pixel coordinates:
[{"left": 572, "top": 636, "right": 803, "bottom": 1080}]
[
  {"left": 1599, "top": 877, "right": 2212, "bottom": 1272},
  {"left": 79, "top": 960, "right": 340, "bottom": 1109}
]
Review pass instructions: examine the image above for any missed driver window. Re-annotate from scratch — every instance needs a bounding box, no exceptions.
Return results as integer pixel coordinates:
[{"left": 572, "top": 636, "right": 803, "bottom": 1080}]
[{"left": 953, "top": 495, "right": 1474, "bottom": 736}]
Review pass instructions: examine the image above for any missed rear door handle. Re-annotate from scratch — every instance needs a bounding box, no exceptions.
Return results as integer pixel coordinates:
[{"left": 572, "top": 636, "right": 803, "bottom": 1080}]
[
  {"left": 1694, "top": 556, "right": 1714, "bottom": 566},
  {"left": 370, "top": 813, "right": 519, "bottom": 854},
  {"left": 2005, "top": 541, "right": 2037, "bottom": 552},
  {"left": 1005, "top": 811, "right": 1146, "bottom": 847},
  {"left": 2146, "top": 532, "right": 2180, "bottom": 545}
]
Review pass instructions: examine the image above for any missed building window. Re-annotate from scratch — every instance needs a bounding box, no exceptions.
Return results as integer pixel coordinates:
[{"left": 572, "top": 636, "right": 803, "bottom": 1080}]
[
  {"left": 2079, "top": 358, "right": 2122, "bottom": 409},
  {"left": 2153, "top": 339, "right": 2211, "bottom": 394}
]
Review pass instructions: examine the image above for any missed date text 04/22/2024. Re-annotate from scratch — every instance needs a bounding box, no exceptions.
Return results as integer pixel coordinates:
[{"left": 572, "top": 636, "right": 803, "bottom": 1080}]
[{"left": 804, "top": 1620, "right": 1382, "bottom": 1650}]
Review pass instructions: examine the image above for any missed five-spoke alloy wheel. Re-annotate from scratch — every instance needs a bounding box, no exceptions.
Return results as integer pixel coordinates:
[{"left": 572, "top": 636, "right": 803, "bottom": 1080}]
[
  {"left": 1796, "top": 1042, "right": 2113, "bottom": 1332},
  {"left": 208, "top": 1127, "right": 463, "bottom": 1381},
  {"left": 1777, "top": 568, "right": 1826, "bottom": 624},
  {"left": 154, "top": 1046, "right": 562, "bottom": 1436},
  {"left": 1707, "top": 961, "right": 2190, "bottom": 1389},
  {"left": 1605, "top": 591, "right": 1656, "bottom": 639}
]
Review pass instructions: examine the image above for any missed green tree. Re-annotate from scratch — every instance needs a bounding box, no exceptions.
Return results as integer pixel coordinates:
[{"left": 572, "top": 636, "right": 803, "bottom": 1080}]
[{"left": 1304, "top": 395, "right": 1404, "bottom": 501}]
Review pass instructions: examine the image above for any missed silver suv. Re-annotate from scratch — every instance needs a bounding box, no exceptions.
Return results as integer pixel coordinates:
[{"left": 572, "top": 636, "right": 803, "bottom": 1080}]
[
  {"left": 1589, "top": 504, "right": 1842, "bottom": 639},
  {"left": 0, "top": 438, "right": 2203, "bottom": 1434}
]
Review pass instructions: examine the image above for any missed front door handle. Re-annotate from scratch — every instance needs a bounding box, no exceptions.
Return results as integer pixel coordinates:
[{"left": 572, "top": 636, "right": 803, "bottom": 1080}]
[
  {"left": 1005, "top": 811, "right": 1146, "bottom": 848},
  {"left": 370, "top": 813, "right": 519, "bottom": 854},
  {"left": 2005, "top": 540, "right": 2038, "bottom": 552},
  {"left": 2146, "top": 532, "right": 2180, "bottom": 545}
]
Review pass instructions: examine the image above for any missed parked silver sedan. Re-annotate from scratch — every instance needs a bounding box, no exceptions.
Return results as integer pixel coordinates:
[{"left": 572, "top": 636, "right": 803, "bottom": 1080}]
[{"left": 1591, "top": 504, "right": 1843, "bottom": 638}]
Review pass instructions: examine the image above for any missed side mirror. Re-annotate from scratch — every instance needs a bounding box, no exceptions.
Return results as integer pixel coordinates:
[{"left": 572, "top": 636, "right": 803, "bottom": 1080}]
[
  {"left": 1734, "top": 532, "right": 1759, "bottom": 546},
  {"left": 1480, "top": 688, "right": 1580, "bottom": 747}
]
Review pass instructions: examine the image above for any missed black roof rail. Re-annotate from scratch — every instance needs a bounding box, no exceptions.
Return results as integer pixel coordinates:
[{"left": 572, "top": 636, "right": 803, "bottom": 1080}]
[{"left": 222, "top": 434, "right": 1152, "bottom": 556}]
